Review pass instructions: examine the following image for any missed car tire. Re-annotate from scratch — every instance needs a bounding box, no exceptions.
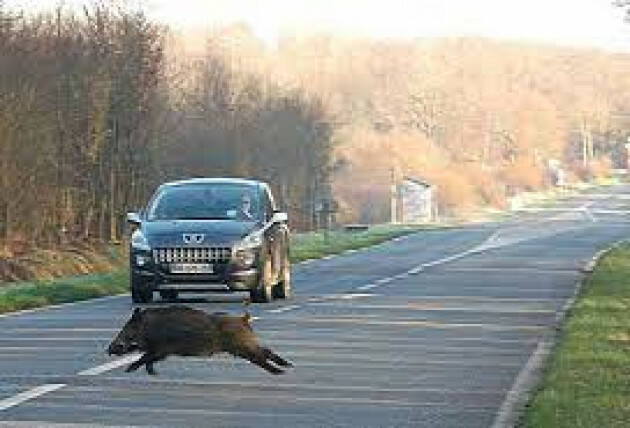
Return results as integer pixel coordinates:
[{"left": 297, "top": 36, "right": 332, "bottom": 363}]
[
  {"left": 250, "top": 258, "right": 273, "bottom": 303},
  {"left": 159, "top": 290, "right": 178, "bottom": 301},
  {"left": 273, "top": 252, "right": 291, "bottom": 299},
  {"left": 131, "top": 272, "right": 153, "bottom": 304}
]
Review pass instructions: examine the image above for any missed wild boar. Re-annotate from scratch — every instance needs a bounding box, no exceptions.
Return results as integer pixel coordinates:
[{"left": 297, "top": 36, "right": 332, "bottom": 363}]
[{"left": 107, "top": 306, "right": 293, "bottom": 375}]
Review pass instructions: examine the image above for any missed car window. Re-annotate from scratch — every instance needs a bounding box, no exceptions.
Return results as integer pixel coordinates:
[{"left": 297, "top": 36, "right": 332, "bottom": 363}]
[{"left": 147, "top": 184, "right": 260, "bottom": 221}]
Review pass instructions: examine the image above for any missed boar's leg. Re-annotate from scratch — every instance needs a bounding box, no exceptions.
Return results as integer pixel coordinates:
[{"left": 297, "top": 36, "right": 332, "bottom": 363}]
[
  {"left": 249, "top": 357, "right": 285, "bottom": 374},
  {"left": 145, "top": 353, "right": 168, "bottom": 376},
  {"left": 126, "top": 352, "right": 153, "bottom": 373},
  {"left": 239, "top": 348, "right": 285, "bottom": 375},
  {"left": 126, "top": 352, "right": 168, "bottom": 375},
  {"left": 262, "top": 347, "right": 293, "bottom": 368}
]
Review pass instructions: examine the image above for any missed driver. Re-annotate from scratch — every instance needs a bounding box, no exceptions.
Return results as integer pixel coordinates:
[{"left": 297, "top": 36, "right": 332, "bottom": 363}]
[{"left": 238, "top": 193, "right": 254, "bottom": 221}]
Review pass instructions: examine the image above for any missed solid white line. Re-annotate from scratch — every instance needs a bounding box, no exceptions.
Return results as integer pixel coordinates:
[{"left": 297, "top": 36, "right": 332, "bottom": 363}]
[
  {"left": 266, "top": 305, "right": 301, "bottom": 314},
  {"left": 77, "top": 353, "right": 141, "bottom": 376},
  {"left": 490, "top": 338, "right": 552, "bottom": 428},
  {"left": 491, "top": 240, "right": 626, "bottom": 427},
  {"left": 0, "top": 384, "right": 66, "bottom": 411},
  {"left": 356, "top": 283, "right": 378, "bottom": 291}
]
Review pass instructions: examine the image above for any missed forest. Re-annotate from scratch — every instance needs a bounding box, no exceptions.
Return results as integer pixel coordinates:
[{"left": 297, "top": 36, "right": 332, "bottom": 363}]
[{"left": 1, "top": 1, "right": 629, "bottom": 245}]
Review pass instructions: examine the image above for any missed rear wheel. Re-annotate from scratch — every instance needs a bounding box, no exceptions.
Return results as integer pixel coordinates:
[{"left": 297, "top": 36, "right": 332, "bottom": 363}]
[
  {"left": 250, "top": 258, "right": 273, "bottom": 303},
  {"left": 131, "top": 272, "right": 153, "bottom": 304}
]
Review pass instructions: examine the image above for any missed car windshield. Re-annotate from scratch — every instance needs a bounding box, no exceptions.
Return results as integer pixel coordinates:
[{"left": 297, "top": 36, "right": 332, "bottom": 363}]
[{"left": 146, "top": 184, "right": 260, "bottom": 221}]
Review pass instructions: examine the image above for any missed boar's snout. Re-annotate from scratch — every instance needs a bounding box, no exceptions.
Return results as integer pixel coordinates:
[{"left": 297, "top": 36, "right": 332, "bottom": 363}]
[
  {"left": 107, "top": 343, "right": 125, "bottom": 356},
  {"left": 107, "top": 339, "right": 139, "bottom": 356}
]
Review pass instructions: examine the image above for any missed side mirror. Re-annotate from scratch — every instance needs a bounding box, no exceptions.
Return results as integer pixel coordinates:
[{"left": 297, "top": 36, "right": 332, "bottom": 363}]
[
  {"left": 126, "top": 212, "right": 142, "bottom": 226},
  {"left": 272, "top": 211, "right": 288, "bottom": 223}
]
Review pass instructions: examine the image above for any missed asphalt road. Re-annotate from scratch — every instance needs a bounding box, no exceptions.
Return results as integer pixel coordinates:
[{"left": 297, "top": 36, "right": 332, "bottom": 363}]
[{"left": 0, "top": 186, "right": 629, "bottom": 427}]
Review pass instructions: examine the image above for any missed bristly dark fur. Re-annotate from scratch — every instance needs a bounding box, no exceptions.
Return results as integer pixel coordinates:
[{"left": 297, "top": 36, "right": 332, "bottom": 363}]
[{"left": 107, "top": 306, "right": 293, "bottom": 376}]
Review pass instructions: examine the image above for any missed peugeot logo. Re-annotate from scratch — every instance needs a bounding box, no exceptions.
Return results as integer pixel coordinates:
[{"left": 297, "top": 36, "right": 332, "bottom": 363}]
[{"left": 183, "top": 233, "right": 205, "bottom": 244}]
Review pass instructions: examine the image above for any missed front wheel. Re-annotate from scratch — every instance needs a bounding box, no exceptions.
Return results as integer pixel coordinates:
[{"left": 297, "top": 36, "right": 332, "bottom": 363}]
[
  {"left": 273, "top": 254, "right": 291, "bottom": 299},
  {"left": 250, "top": 258, "right": 273, "bottom": 303},
  {"left": 131, "top": 272, "right": 153, "bottom": 304}
]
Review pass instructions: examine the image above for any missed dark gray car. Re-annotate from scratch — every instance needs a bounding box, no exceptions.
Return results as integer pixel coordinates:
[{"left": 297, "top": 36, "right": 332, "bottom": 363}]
[{"left": 126, "top": 178, "right": 291, "bottom": 304}]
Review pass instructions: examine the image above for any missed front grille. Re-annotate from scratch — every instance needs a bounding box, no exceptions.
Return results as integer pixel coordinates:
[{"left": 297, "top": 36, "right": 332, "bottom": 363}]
[{"left": 153, "top": 247, "right": 232, "bottom": 264}]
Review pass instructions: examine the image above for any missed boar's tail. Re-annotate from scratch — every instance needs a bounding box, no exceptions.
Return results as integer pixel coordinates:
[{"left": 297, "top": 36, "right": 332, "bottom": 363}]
[{"left": 262, "top": 347, "right": 293, "bottom": 368}]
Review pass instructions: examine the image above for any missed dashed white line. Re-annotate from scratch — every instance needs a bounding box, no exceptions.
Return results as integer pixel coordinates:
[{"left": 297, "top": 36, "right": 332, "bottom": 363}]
[
  {"left": 407, "top": 267, "right": 423, "bottom": 275},
  {"left": 356, "top": 283, "right": 379, "bottom": 291},
  {"left": 266, "top": 305, "right": 301, "bottom": 314},
  {"left": 0, "top": 384, "right": 66, "bottom": 411},
  {"left": 354, "top": 236, "right": 509, "bottom": 292}
]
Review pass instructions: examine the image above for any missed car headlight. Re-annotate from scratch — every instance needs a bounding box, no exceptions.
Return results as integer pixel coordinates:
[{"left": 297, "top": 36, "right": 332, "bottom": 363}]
[
  {"left": 135, "top": 254, "right": 151, "bottom": 267},
  {"left": 234, "top": 248, "right": 256, "bottom": 267},
  {"left": 233, "top": 231, "right": 263, "bottom": 267},
  {"left": 131, "top": 229, "right": 150, "bottom": 251},
  {"left": 236, "top": 231, "right": 263, "bottom": 249}
]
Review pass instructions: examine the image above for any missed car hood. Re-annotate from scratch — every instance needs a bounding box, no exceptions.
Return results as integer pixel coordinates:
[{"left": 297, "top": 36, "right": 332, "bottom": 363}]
[{"left": 142, "top": 220, "right": 258, "bottom": 247}]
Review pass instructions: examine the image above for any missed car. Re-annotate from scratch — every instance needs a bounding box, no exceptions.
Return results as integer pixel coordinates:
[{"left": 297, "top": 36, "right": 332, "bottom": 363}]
[{"left": 126, "top": 178, "right": 291, "bottom": 304}]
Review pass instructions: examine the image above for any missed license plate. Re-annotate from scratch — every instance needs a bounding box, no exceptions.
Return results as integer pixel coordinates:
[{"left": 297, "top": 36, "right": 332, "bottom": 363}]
[{"left": 170, "top": 263, "right": 213, "bottom": 274}]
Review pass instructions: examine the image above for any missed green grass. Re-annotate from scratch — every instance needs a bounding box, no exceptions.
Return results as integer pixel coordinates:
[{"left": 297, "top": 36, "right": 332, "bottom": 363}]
[
  {"left": 0, "top": 224, "right": 427, "bottom": 314},
  {"left": 290, "top": 224, "right": 427, "bottom": 262},
  {"left": 523, "top": 243, "right": 630, "bottom": 428},
  {"left": 0, "top": 270, "right": 128, "bottom": 313}
]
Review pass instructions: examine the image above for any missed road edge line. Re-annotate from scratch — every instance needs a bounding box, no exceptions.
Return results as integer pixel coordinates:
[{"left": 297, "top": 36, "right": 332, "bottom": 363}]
[{"left": 490, "top": 240, "right": 626, "bottom": 428}]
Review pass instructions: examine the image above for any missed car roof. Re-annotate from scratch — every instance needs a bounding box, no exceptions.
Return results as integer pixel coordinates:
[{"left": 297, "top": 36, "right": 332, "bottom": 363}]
[{"left": 159, "top": 178, "right": 266, "bottom": 189}]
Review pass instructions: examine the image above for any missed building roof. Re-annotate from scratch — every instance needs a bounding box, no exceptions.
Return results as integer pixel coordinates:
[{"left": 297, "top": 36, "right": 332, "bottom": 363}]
[{"left": 402, "top": 176, "right": 432, "bottom": 188}]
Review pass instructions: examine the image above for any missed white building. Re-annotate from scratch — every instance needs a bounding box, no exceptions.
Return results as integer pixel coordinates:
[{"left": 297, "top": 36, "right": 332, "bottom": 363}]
[{"left": 398, "top": 177, "right": 434, "bottom": 223}]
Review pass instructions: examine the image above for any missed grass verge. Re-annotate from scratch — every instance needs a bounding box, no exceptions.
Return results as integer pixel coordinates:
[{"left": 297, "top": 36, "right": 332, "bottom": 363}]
[
  {"left": 290, "top": 224, "right": 426, "bottom": 262},
  {"left": 0, "top": 270, "right": 128, "bottom": 314},
  {"left": 0, "top": 224, "right": 427, "bottom": 314},
  {"left": 522, "top": 242, "right": 630, "bottom": 427}
]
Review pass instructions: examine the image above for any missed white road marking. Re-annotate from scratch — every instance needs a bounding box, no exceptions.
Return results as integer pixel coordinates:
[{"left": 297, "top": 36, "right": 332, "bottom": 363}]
[
  {"left": 355, "top": 221, "right": 574, "bottom": 292},
  {"left": 77, "top": 353, "right": 141, "bottom": 376},
  {"left": 491, "top": 240, "right": 625, "bottom": 427},
  {"left": 0, "top": 384, "right": 66, "bottom": 411},
  {"left": 266, "top": 305, "right": 301, "bottom": 314},
  {"left": 407, "top": 267, "right": 423, "bottom": 275},
  {"left": 491, "top": 337, "right": 552, "bottom": 428},
  {"left": 336, "top": 293, "right": 374, "bottom": 300}
]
